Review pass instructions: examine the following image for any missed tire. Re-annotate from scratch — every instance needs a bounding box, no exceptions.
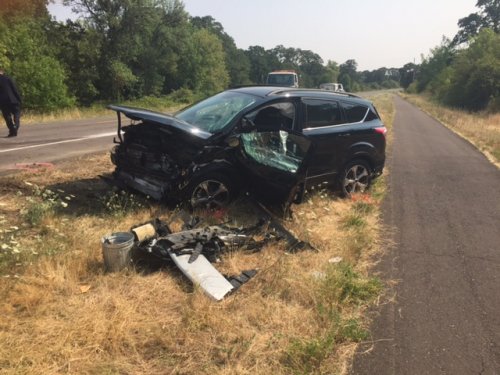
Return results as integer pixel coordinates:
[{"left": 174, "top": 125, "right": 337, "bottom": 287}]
[
  {"left": 185, "top": 172, "right": 237, "bottom": 210},
  {"left": 339, "top": 159, "right": 372, "bottom": 197}
]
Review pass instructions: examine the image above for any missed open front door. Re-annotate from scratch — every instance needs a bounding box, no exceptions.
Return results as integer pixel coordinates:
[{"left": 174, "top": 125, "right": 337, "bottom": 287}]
[{"left": 234, "top": 101, "right": 312, "bottom": 203}]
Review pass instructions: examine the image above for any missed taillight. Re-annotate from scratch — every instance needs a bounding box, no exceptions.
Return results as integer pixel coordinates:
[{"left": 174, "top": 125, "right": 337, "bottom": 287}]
[{"left": 374, "top": 127, "right": 387, "bottom": 136}]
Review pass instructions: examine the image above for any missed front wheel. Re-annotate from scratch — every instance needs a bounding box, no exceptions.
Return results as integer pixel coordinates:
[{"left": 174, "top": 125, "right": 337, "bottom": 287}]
[
  {"left": 339, "top": 160, "right": 372, "bottom": 197},
  {"left": 185, "top": 173, "right": 236, "bottom": 210}
]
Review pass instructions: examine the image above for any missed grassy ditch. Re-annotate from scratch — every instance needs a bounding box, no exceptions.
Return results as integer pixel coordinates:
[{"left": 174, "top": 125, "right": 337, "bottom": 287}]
[
  {"left": 401, "top": 93, "right": 500, "bottom": 167},
  {"left": 0, "top": 94, "right": 394, "bottom": 374}
]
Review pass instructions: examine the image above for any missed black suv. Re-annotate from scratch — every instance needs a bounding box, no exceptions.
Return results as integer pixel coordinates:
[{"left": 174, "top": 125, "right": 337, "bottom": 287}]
[{"left": 109, "top": 86, "right": 386, "bottom": 208}]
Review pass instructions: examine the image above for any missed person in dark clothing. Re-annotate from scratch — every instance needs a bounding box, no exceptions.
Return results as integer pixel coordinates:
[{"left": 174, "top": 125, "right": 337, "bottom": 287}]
[{"left": 0, "top": 68, "right": 21, "bottom": 137}]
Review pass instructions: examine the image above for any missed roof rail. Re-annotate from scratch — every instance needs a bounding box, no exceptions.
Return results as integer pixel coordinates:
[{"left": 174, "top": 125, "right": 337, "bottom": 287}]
[
  {"left": 269, "top": 88, "right": 362, "bottom": 98},
  {"left": 229, "top": 84, "right": 275, "bottom": 89},
  {"left": 268, "top": 88, "right": 298, "bottom": 95}
]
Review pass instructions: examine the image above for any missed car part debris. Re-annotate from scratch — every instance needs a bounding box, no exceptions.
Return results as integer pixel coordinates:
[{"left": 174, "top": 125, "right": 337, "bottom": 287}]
[
  {"left": 109, "top": 211, "right": 312, "bottom": 300},
  {"left": 131, "top": 223, "right": 156, "bottom": 242},
  {"left": 250, "top": 199, "right": 315, "bottom": 252},
  {"left": 226, "top": 269, "right": 258, "bottom": 290},
  {"left": 170, "top": 251, "right": 235, "bottom": 301}
]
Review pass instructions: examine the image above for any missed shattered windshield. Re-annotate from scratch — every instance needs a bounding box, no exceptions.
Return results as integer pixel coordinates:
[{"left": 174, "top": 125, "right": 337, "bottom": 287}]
[{"left": 176, "top": 92, "right": 256, "bottom": 133}]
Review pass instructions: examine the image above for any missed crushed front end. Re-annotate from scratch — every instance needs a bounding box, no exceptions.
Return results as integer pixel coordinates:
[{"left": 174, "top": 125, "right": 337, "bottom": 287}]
[{"left": 108, "top": 105, "right": 211, "bottom": 201}]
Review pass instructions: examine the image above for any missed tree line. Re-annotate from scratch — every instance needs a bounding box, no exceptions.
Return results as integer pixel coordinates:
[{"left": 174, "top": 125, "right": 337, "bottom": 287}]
[
  {"left": 401, "top": 0, "right": 499, "bottom": 111},
  {"left": 0, "top": 0, "right": 401, "bottom": 111},
  {"left": 0, "top": 0, "right": 497, "bottom": 112}
]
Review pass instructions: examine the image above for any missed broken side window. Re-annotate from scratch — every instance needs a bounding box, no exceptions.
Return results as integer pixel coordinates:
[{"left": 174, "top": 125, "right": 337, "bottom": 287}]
[
  {"left": 240, "top": 102, "right": 305, "bottom": 173},
  {"left": 241, "top": 131, "right": 304, "bottom": 173},
  {"left": 246, "top": 102, "right": 295, "bottom": 131}
]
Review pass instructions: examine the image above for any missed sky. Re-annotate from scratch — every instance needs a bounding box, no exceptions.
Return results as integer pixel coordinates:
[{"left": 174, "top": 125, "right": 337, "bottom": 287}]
[{"left": 48, "top": 0, "right": 478, "bottom": 71}]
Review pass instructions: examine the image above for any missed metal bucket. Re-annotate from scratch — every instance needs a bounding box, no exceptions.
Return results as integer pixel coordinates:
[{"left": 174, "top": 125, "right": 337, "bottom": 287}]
[{"left": 101, "top": 232, "right": 135, "bottom": 272}]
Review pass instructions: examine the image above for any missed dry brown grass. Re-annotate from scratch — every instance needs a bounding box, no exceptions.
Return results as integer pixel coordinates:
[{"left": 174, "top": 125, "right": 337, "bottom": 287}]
[
  {"left": 21, "top": 107, "right": 109, "bottom": 125},
  {"left": 21, "top": 98, "right": 186, "bottom": 126},
  {"left": 0, "top": 94, "right": 394, "bottom": 374},
  {"left": 401, "top": 93, "right": 500, "bottom": 167}
]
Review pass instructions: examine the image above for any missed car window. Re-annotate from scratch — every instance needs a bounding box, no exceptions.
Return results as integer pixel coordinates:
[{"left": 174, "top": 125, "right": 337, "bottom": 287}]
[
  {"left": 342, "top": 103, "right": 369, "bottom": 123},
  {"left": 241, "top": 131, "right": 309, "bottom": 173},
  {"left": 241, "top": 102, "right": 304, "bottom": 173},
  {"left": 303, "top": 99, "right": 343, "bottom": 128},
  {"left": 364, "top": 108, "right": 379, "bottom": 121},
  {"left": 245, "top": 102, "right": 295, "bottom": 131},
  {"left": 175, "top": 91, "right": 256, "bottom": 133}
]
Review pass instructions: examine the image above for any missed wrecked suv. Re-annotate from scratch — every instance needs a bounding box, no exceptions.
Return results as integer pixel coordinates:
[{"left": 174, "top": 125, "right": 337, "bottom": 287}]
[{"left": 108, "top": 86, "right": 386, "bottom": 208}]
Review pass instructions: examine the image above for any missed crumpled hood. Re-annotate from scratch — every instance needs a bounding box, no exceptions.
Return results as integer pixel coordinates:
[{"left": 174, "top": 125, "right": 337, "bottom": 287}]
[{"left": 108, "top": 105, "right": 213, "bottom": 140}]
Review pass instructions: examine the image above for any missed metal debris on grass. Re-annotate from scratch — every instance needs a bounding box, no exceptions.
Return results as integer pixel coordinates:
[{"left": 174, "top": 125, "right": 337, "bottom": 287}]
[{"left": 107, "top": 210, "right": 313, "bottom": 301}]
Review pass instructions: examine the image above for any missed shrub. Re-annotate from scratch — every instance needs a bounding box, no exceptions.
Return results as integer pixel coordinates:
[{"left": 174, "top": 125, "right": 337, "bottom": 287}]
[
  {"left": 22, "top": 184, "right": 70, "bottom": 226},
  {"left": 169, "top": 87, "right": 195, "bottom": 104},
  {"left": 100, "top": 190, "right": 145, "bottom": 216}
]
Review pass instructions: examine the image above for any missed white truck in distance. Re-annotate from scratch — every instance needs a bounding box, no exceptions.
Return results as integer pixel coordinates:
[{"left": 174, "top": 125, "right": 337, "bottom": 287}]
[
  {"left": 319, "top": 83, "right": 345, "bottom": 92},
  {"left": 266, "top": 70, "right": 299, "bottom": 88}
]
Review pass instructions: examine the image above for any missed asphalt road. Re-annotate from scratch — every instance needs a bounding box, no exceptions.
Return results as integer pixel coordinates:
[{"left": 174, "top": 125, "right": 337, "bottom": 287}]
[
  {"left": 353, "top": 96, "right": 500, "bottom": 374},
  {"left": 0, "top": 116, "right": 118, "bottom": 174}
]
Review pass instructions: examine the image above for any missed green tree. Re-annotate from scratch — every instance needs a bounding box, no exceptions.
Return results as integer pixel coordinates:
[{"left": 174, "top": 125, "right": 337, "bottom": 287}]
[
  {"left": 321, "top": 60, "right": 340, "bottom": 83},
  {"left": 296, "top": 49, "right": 325, "bottom": 88},
  {"left": 191, "top": 16, "right": 250, "bottom": 87},
  {"left": 452, "top": 0, "right": 499, "bottom": 45},
  {"left": 416, "top": 38, "right": 455, "bottom": 93},
  {"left": 445, "top": 28, "right": 500, "bottom": 110},
  {"left": 339, "top": 73, "right": 352, "bottom": 92},
  {"left": 339, "top": 60, "right": 358, "bottom": 91},
  {"left": 340, "top": 59, "right": 358, "bottom": 78},
  {"left": 399, "top": 63, "right": 418, "bottom": 89},
  {"left": 0, "top": 21, "right": 10, "bottom": 70},
  {"left": 109, "top": 60, "right": 138, "bottom": 100},
  {"left": 272, "top": 45, "right": 301, "bottom": 68},
  {"left": 46, "top": 20, "right": 101, "bottom": 105},
  {"left": 190, "top": 29, "right": 229, "bottom": 94},
  {"left": 63, "top": 0, "right": 193, "bottom": 100},
  {"left": 0, "top": 0, "right": 49, "bottom": 20},
  {"left": 0, "top": 19, "right": 74, "bottom": 110},
  {"left": 248, "top": 45, "right": 329, "bottom": 88},
  {"left": 245, "top": 45, "right": 280, "bottom": 84}
]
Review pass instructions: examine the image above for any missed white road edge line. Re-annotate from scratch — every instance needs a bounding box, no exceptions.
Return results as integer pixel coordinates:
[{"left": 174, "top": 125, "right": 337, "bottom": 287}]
[{"left": 0, "top": 131, "right": 119, "bottom": 154}]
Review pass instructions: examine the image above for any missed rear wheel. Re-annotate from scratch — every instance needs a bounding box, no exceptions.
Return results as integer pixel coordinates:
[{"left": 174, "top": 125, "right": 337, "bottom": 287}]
[
  {"left": 186, "top": 173, "right": 236, "bottom": 210},
  {"left": 340, "top": 160, "right": 372, "bottom": 197}
]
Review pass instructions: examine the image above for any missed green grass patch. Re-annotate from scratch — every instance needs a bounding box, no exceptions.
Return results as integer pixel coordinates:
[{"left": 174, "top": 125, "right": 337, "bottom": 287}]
[
  {"left": 20, "top": 183, "right": 71, "bottom": 226},
  {"left": 100, "top": 190, "right": 148, "bottom": 217},
  {"left": 341, "top": 213, "right": 367, "bottom": 229},
  {"left": 317, "top": 262, "right": 382, "bottom": 306},
  {"left": 284, "top": 262, "right": 379, "bottom": 374}
]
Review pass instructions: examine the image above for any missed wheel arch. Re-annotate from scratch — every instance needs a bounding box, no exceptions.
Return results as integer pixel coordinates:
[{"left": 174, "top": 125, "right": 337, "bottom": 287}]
[
  {"left": 188, "top": 160, "right": 241, "bottom": 187},
  {"left": 344, "top": 142, "right": 377, "bottom": 171}
]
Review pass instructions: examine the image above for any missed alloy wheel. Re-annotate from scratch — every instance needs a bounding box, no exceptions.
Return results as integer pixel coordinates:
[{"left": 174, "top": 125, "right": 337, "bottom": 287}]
[
  {"left": 343, "top": 164, "right": 370, "bottom": 194},
  {"left": 190, "top": 179, "right": 230, "bottom": 209}
]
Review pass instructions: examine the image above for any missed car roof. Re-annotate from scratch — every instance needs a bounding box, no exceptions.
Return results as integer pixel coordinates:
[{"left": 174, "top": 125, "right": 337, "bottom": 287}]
[{"left": 228, "top": 86, "right": 372, "bottom": 106}]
